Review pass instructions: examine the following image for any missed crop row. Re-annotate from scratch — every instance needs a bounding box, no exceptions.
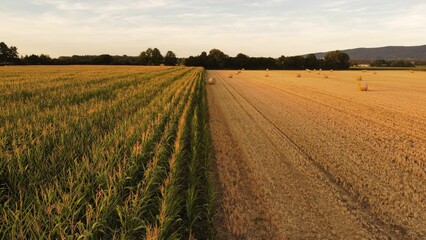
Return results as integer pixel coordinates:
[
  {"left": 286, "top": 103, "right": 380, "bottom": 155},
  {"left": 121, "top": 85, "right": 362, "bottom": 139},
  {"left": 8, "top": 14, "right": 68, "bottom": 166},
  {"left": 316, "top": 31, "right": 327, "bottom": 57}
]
[{"left": 0, "top": 66, "right": 213, "bottom": 239}]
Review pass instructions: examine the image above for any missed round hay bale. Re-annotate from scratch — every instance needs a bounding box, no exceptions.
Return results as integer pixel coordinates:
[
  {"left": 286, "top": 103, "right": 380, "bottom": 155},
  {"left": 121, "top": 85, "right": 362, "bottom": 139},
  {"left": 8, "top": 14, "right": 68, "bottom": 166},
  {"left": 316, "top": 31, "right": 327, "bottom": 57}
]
[
  {"left": 324, "top": 74, "right": 328, "bottom": 78},
  {"left": 356, "top": 76, "right": 362, "bottom": 81},
  {"left": 330, "top": 69, "right": 333, "bottom": 72},
  {"left": 265, "top": 73, "right": 269, "bottom": 77},
  {"left": 208, "top": 77, "right": 216, "bottom": 85},
  {"left": 358, "top": 82, "right": 368, "bottom": 91},
  {"left": 317, "top": 72, "right": 321, "bottom": 75},
  {"left": 296, "top": 73, "right": 301, "bottom": 78},
  {"left": 228, "top": 74, "right": 233, "bottom": 78},
  {"left": 242, "top": 68, "right": 245, "bottom": 71}
]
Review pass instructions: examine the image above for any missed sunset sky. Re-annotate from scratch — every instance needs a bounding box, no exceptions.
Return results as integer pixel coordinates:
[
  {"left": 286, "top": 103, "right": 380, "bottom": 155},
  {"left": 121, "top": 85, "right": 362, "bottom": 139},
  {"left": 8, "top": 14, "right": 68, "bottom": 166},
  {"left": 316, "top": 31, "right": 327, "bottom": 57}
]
[{"left": 1, "top": 0, "right": 425, "bottom": 57}]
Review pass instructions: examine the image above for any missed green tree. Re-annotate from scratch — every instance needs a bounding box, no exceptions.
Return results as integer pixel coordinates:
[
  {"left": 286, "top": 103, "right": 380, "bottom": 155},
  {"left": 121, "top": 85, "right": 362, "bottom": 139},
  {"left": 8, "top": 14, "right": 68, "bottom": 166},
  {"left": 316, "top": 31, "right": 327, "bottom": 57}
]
[
  {"left": 0, "top": 42, "right": 19, "bottom": 65},
  {"left": 286, "top": 56, "right": 305, "bottom": 69},
  {"left": 139, "top": 48, "right": 164, "bottom": 65},
  {"left": 93, "top": 54, "right": 113, "bottom": 65},
  {"left": 151, "top": 48, "right": 163, "bottom": 65},
  {"left": 140, "top": 48, "right": 153, "bottom": 65},
  {"left": 163, "top": 50, "right": 177, "bottom": 66},
  {"left": 305, "top": 54, "right": 319, "bottom": 69},
  {"left": 234, "top": 53, "right": 250, "bottom": 69},
  {"left": 199, "top": 51, "right": 208, "bottom": 67},
  {"left": 371, "top": 59, "right": 387, "bottom": 67},
  {"left": 139, "top": 50, "right": 149, "bottom": 65},
  {"left": 324, "top": 50, "right": 350, "bottom": 70},
  {"left": 207, "top": 49, "right": 228, "bottom": 69}
]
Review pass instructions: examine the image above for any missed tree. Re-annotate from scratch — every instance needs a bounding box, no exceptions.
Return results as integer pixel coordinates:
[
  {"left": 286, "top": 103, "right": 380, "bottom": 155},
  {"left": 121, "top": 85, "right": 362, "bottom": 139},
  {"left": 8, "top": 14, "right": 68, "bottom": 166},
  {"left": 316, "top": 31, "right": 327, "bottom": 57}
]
[
  {"left": 22, "top": 54, "right": 52, "bottom": 65},
  {"left": 93, "top": 54, "right": 113, "bottom": 65},
  {"left": 185, "top": 51, "right": 206, "bottom": 67},
  {"left": 139, "top": 48, "right": 164, "bottom": 65},
  {"left": 371, "top": 59, "right": 387, "bottom": 67},
  {"left": 151, "top": 48, "right": 164, "bottom": 65},
  {"left": 305, "top": 54, "right": 319, "bottom": 69},
  {"left": 163, "top": 50, "right": 177, "bottom": 66},
  {"left": 207, "top": 49, "right": 228, "bottom": 69},
  {"left": 277, "top": 55, "right": 286, "bottom": 69},
  {"left": 233, "top": 53, "right": 250, "bottom": 69},
  {"left": 286, "top": 56, "right": 305, "bottom": 69},
  {"left": 324, "top": 50, "right": 350, "bottom": 70},
  {"left": 139, "top": 50, "right": 149, "bottom": 65},
  {"left": 199, "top": 51, "right": 208, "bottom": 67},
  {"left": 0, "top": 42, "right": 19, "bottom": 65}
]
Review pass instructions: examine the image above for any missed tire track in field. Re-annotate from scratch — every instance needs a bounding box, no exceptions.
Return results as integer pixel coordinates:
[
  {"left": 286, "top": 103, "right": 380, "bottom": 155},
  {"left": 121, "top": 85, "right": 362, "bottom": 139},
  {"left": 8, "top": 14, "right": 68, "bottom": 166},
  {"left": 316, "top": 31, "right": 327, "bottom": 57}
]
[
  {"left": 208, "top": 72, "right": 397, "bottom": 239},
  {"left": 213, "top": 72, "right": 403, "bottom": 238},
  {"left": 208, "top": 74, "right": 280, "bottom": 239},
  {"left": 208, "top": 72, "right": 426, "bottom": 239},
  {"left": 234, "top": 76, "right": 426, "bottom": 215},
  {"left": 246, "top": 73, "right": 425, "bottom": 230},
  {"left": 247, "top": 76, "right": 426, "bottom": 141}
]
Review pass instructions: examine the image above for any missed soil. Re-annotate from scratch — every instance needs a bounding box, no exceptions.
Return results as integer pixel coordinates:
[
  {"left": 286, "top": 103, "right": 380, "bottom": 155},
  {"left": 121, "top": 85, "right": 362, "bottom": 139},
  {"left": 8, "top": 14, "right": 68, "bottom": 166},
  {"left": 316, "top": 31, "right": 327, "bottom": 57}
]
[{"left": 207, "top": 70, "right": 426, "bottom": 239}]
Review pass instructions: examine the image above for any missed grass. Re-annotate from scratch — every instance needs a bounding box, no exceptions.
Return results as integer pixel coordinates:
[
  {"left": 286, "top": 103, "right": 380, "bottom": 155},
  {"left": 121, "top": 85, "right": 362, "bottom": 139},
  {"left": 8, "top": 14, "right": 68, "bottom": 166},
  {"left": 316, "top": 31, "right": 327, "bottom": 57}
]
[{"left": 0, "top": 66, "right": 213, "bottom": 239}]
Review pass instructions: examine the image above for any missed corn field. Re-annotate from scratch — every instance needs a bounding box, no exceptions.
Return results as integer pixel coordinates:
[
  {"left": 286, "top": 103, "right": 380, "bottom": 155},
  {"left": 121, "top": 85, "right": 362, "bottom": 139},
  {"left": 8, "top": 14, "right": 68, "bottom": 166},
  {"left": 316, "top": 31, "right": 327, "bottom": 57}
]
[{"left": 0, "top": 66, "right": 214, "bottom": 239}]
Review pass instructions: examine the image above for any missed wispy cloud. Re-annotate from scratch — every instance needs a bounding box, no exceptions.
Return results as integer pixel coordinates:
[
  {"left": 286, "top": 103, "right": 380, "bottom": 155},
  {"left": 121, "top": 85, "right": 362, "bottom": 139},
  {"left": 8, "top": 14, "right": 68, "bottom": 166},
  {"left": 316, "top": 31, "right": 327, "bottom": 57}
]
[{"left": 1, "top": 0, "right": 425, "bottom": 57}]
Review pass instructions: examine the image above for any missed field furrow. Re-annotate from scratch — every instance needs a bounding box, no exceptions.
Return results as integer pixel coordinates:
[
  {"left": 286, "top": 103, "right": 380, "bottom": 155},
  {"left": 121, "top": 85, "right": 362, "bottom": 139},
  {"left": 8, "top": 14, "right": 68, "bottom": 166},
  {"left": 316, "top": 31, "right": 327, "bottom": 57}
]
[
  {"left": 208, "top": 70, "right": 426, "bottom": 239},
  {"left": 0, "top": 66, "right": 213, "bottom": 239}
]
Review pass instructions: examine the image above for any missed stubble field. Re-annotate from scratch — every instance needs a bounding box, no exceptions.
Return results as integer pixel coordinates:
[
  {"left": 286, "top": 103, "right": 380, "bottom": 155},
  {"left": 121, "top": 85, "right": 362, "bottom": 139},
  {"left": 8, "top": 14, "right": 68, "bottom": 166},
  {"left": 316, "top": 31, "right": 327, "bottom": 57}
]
[{"left": 208, "top": 70, "right": 426, "bottom": 239}]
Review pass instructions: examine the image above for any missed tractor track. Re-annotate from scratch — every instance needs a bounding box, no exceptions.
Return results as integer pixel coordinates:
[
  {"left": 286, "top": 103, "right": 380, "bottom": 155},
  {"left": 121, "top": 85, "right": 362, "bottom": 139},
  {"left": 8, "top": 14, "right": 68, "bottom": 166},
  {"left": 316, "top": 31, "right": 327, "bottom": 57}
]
[
  {"left": 208, "top": 70, "right": 426, "bottom": 239},
  {"left": 213, "top": 72, "right": 400, "bottom": 238}
]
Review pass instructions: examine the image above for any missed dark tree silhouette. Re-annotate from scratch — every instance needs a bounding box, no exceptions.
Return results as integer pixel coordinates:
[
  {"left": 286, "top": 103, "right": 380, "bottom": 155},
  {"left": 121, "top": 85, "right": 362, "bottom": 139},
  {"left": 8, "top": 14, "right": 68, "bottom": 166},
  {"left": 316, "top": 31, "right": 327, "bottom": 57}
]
[
  {"left": 164, "top": 51, "right": 177, "bottom": 66},
  {"left": 0, "top": 42, "right": 19, "bottom": 65},
  {"left": 324, "top": 50, "right": 350, "bottom": 70}
]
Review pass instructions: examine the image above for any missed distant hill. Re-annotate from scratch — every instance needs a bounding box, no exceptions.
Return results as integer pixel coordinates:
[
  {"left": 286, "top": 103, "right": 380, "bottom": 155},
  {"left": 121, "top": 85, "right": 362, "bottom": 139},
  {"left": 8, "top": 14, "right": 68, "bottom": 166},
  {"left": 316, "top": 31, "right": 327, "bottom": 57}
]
[{"left": 312, "top": 45, "right": 426, "bottom": 60}]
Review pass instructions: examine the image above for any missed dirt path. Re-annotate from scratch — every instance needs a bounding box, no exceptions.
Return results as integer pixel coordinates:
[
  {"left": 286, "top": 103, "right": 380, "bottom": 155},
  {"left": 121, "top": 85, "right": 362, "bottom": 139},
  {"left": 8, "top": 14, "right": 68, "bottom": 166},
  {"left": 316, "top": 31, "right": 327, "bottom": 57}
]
[{"left": 207, "top": 70, "right": 426, "bottom": 239}]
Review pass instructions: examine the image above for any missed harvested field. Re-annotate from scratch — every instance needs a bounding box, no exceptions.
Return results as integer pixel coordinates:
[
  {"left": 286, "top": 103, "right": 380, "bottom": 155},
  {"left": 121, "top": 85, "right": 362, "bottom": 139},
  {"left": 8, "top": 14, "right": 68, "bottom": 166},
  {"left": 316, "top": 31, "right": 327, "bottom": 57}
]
[{"left": 207, "top": 70, "right": 426, "bottom": 239}]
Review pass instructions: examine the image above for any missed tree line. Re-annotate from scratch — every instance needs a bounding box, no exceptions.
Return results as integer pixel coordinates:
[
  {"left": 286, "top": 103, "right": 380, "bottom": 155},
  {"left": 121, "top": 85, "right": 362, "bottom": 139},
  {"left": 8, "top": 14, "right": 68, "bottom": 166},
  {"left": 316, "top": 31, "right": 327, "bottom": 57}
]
[
  {"left": 370, "top": 59, "right": 415, "bottom": 68},
  {"left": 1, "top": 41, "right": 352, "bottom": 69},
  {"left": 185, "top": 49, "right": 350, "bottom": 70},
  {"left": 0, "top": 42, "right": 19, "bottom": 65},
  {"left": 0, "top": 43, "right": 179, "bottom": 66}
]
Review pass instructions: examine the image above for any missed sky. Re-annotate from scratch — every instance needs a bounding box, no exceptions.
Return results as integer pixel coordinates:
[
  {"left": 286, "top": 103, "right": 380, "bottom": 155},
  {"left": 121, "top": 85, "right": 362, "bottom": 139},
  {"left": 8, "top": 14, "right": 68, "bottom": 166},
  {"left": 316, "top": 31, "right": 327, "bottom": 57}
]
[{"left": 1, "top": 0, "right": 425, "bottom": 58}]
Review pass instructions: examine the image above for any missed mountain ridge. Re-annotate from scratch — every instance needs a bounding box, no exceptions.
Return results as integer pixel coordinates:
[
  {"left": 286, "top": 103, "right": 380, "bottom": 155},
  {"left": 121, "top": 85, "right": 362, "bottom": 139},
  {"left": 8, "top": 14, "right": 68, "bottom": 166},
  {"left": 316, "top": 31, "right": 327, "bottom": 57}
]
[{"left": 311, "top": 45, "right": 426, "bottom": 60}]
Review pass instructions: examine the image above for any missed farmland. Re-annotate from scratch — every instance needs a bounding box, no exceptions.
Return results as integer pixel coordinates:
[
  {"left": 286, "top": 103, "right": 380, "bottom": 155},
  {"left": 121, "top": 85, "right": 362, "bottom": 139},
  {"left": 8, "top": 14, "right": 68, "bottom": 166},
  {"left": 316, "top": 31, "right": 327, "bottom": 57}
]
[
  {"left": 2, "top": 66, "right": 426, "bottom": 239},
  {"left": 208, "top": 70, "right": 426, "bottom": 239},
  {"left": 0, "top": 66, "right": 213, "bottom": 239}
]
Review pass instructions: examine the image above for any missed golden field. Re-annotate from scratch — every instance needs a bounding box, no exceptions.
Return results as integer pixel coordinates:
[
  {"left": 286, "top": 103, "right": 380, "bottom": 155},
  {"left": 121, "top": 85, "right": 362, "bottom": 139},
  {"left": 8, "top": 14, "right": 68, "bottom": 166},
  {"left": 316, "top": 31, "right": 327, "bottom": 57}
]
[{"left": 208, "top": 70, "right": 426, "bottom": 239}]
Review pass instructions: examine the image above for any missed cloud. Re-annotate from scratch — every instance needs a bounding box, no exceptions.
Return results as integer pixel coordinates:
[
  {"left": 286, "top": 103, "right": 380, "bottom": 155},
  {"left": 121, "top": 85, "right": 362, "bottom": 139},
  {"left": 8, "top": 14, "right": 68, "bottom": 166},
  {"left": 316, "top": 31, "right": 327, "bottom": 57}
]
[
  {"left": 384, "top": 4, "right": 426, "bottom": 29},
  {"left": 33, "top": 0, "right": 172, "bottom": 11},
  {"left": 1, "top": 0, "right": 425, "bottom": 57}
]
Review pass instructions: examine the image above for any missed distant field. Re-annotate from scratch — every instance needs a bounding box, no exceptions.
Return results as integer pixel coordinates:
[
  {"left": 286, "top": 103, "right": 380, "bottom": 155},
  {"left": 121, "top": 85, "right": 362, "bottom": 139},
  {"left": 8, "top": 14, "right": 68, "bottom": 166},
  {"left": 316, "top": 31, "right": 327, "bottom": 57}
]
[
  {"left": 351, "top": 66, "right": 426, "bottom": 71},
  {"left": 0, "top": 66, "right": 213, "bottom": 239},
  {"left": 208, "top": 69, "right": 426, "bottom": 239}
]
